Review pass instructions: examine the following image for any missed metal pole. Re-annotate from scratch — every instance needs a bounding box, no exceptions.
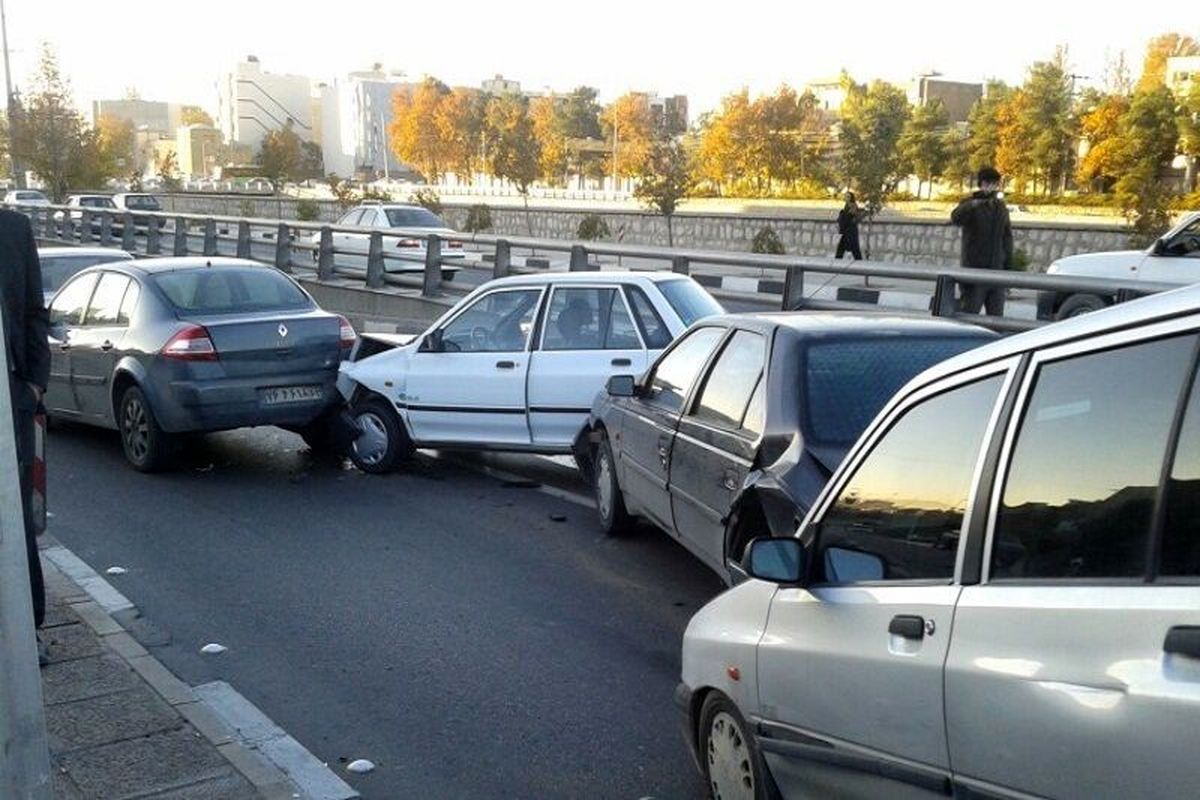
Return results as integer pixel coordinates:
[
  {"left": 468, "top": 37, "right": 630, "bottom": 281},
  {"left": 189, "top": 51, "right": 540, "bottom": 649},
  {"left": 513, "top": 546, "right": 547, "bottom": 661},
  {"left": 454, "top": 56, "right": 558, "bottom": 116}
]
[
  {"left": 379, "top": 113, "right": 390, "bottom": 182},
  {"left": 0, "top": 298, "right": 53, "bottom": 799},
  {"left": 1, "top": 0, "right": 23, "bottom": 188}
]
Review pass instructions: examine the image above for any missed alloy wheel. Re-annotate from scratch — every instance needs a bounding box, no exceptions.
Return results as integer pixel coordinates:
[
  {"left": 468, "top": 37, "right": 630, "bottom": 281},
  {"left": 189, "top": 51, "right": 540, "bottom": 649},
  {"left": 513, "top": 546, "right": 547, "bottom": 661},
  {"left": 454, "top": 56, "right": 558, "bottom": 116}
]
[
  {"left": 596, "top": 449, "right": 614, "bottom": 521},
  {"left": 353, "top": 411, "right": 389, "bottom": 466},
  {"left": 122, "top": 396, "right": 149, "bottom": 464}
]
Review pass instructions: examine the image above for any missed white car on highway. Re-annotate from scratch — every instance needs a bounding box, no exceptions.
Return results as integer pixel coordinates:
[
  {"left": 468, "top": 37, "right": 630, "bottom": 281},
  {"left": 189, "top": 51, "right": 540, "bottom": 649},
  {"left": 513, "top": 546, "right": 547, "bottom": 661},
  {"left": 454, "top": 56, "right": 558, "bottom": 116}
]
[
  {"left": 4, "top": 189, "right": 50, "bottom": 207},
  {"left": 338, "top": 272, "right": 724, "bottom": 472},
  {"left": 312, "top": 203, "right": 465, "bottom": 280},
  {"left": 1039, "top": 211, "right": 1199, "bottom": 319}
]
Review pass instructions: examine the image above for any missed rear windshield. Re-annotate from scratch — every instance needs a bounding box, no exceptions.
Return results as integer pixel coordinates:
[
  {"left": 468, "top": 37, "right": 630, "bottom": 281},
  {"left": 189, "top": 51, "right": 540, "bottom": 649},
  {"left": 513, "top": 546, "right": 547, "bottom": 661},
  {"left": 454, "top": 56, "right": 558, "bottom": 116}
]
[
  {"left": 16, "top": 191, "right": 46, "bottom": 201},
  {"left": 124, "top": 195, "right": 161, "bottom": 210},
  {"left": 152, "top": 268, "right": 311, "bottom": 315},
  {"left": 384, "top": 208, "right": 445, "bottom": 228},
  {"left": 804, "top": 336, "right": 991, "bottom": 447},
  {"left": 79, "top": 197, "right": 115, "bottom": 208},
  {"left": 658, "top": 279, "right": 724, "bottom": 326}
]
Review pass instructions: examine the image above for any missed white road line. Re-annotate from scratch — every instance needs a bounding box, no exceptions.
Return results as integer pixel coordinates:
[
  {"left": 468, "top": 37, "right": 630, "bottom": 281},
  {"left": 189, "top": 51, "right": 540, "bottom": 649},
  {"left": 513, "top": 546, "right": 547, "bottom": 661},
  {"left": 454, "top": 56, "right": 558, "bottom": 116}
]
[
  {"left": 195, "top": 681, "right": 360, "bottom": 800},
  {"left": 41, "top": 544, "right": 135, "bottom": 614}
]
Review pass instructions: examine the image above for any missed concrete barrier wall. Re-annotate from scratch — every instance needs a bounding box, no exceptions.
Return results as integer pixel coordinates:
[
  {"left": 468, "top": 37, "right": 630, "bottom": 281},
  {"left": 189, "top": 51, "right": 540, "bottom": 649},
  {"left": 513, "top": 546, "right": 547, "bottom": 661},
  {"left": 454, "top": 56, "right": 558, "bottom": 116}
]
[{"left": 157, "top": 194, "right": 1134, "bottom": 269}]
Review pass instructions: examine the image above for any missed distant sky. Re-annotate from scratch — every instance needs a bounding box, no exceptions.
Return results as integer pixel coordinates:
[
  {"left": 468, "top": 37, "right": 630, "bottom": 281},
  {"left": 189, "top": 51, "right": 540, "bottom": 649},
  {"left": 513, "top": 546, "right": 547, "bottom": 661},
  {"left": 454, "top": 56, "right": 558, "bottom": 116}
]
[{"left": 3, "top": 0, "right": 1197, "bottom": 118}]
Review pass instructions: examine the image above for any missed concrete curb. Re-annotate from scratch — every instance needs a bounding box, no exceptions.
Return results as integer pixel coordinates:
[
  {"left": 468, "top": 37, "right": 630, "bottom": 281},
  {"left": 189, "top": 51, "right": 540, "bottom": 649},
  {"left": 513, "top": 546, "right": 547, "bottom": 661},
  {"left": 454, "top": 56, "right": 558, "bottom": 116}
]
[{"left": 40, "top": 538, "right": 359, "bottom": 800}]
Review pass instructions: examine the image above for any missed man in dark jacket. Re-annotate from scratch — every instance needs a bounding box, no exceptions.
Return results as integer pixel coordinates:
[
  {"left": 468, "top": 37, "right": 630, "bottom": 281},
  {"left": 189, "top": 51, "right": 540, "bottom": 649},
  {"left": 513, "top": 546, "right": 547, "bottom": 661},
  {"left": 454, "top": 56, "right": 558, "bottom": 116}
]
[
  {"left": 835, "top": 191, "right": 863, "bottom": 260},
  {"left": 950, "top": 167, "right": 1014, "bottom": 316},
  {"left": 0, "top": 208, "right": 50, "bottom": 656}
]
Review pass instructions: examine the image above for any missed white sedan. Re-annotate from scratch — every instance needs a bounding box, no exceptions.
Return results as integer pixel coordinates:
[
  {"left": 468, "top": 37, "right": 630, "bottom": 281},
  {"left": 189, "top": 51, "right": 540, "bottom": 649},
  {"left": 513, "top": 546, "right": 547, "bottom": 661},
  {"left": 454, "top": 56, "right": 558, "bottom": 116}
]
[
  {"left": 337, "top": 272, "right": 724, "bottom": 472},
  {"left": 311, "top": 203, "right": 465, "bottom": 280}
]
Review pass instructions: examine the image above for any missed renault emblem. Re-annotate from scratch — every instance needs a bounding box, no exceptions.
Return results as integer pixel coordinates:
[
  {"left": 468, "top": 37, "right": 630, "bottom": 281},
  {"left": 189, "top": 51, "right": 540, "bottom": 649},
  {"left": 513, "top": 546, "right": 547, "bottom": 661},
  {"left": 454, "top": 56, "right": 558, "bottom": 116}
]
[{"left": 278, "top": 323, "right": 289, "bottom": 338}]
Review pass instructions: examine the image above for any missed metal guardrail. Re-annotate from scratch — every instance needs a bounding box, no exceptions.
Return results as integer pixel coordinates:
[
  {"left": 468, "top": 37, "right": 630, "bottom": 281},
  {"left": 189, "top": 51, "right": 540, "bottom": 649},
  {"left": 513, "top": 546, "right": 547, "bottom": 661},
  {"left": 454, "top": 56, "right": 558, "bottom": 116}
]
[{"left": 16, "top": 202, "right": 1177, "bottom": 332}]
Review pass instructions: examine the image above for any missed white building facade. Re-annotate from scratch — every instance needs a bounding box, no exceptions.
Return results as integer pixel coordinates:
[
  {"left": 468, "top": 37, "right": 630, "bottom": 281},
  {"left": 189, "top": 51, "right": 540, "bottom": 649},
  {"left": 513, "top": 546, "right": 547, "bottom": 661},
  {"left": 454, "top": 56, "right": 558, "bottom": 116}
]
[{"left": 217, "top": 56, "right": 316, "bottom": 152}]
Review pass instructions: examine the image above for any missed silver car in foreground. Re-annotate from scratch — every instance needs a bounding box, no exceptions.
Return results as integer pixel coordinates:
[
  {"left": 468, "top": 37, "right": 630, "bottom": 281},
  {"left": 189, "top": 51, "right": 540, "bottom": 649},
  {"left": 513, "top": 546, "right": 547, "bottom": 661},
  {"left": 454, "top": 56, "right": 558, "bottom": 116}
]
[{"left": 677, "top": 283, "right": 1200, "bottom": 800}]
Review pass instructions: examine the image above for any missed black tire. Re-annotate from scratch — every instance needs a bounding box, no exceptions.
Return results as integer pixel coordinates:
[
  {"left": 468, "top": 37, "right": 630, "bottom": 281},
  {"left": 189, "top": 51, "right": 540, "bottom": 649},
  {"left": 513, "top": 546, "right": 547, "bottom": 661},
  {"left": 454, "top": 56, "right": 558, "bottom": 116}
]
[
  {"left": 698, "top": 692, "right": 779, "bottom": 800},
  {"left": 118, "top": 385, "right": 172, "bottom": 472},
  {"left": 1056, "top": 293, "right": 1107, "bottom": 320},
  {"left": 594, "top": 434, "right": 635, "bottom": 536},
  {"left": 348, "top": 396, "right": 413, "bottom": 474},
  {"left": 441, "top": 269, "right": 456, "bottom": 282}
]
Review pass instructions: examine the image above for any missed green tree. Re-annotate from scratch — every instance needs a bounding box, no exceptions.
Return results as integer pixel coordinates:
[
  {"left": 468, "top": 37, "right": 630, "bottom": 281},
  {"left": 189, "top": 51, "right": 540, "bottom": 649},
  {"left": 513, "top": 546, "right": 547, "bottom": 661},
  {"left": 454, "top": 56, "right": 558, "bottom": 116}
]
[
  {"left": 10, "top": 44, "right": 89, "bottom": 199},
  {"left": 1113, "top": 87, "right": 1180, "bottom": 245},
  {"left": 965, "top": 81, "right": 1012, "bottom": 172},
  {"left": 838, "top": 79, "right": 911, "bottom": 253},
  {"left": 485, "top": 94, "right": 540, "bottom": 234},
  {"left": 1023, "top": 48, "right": 1077, "bottom": 193},
  {"left": 1180, "top": 82, "right": 1200, "bottom": 191},
  {"left": 256, "top": 122, "right": 305, "bottom": 192},
  {"left": 560, "top": 87, "right": 602, "bottom": 140},
  {"left": 898, "top": 99, "right": 949, "bottom": 198},
  {"left": 941, "top": 126, "right": 972, "bottom": 191},
  {"left": 1136, "top": 33, "right": 1200, "bottom": 92},
  {"left": 634, "top": 138, "right": 694, "bottom": 246}
]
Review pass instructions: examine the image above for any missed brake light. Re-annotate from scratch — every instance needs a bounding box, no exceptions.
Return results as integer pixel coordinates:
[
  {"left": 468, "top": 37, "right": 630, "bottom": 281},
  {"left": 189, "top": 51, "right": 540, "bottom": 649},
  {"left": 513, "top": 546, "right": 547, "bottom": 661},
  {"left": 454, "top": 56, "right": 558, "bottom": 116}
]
[
  {"left": 162, "top": 325, "right": 217, "bottom": 361},
  {"left": 338, "top": 316, "right": 357, "bottom": 349},
  {"left": 447, "top": 241, "right": 463, "bottom": 249},
  {"left": 396, "top": 238, "right": 421, "bottom": 248}
]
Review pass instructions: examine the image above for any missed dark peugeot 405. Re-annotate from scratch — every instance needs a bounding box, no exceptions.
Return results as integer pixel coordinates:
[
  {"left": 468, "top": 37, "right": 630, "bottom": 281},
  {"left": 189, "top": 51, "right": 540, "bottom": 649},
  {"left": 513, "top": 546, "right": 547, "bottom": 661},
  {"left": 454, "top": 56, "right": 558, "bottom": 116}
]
[
  {"left": 44, "top": 257, "right": 355, "bottom": 471},
  {"left": 582, "top": 313, "right": 997, "bottom": 583}
]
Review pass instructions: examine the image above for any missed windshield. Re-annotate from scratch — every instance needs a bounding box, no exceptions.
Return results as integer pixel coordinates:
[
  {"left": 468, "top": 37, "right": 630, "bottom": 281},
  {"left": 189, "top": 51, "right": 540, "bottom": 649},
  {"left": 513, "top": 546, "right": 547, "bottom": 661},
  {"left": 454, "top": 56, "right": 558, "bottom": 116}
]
[
  {"left": 79, "top": 197, "right": 115, "bottom": 208},
  {"left": 657, "top": 279, "right": 724, "bottom": 326},
  {"left": 804, "top": 336, "right": 992, "bottom": 447},
  {"left": 153, "top": 268, "right": 312, "bottom": 315},
  {"left": 125, "top": 195, "right": 161, "bottom": 210},
  {"left": 385, "top": 208, "right": 446, "bottom": 228}
]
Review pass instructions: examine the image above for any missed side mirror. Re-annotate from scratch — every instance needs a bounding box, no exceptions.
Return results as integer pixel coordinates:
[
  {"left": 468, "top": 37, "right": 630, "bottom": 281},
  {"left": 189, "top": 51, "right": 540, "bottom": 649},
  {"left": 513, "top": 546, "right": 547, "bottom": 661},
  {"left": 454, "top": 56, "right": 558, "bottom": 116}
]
[
  {"left": 742, "top": 537, "right": 805, "bottom": 584},
  {"left": 422, "top": 329, "right": 444, "bottom": 353},
  {"left": 606, "top": 374, "right": 636, "bottom": 398},
  {"left": 1152, "top": 237, "right": 1168, "bottom": 256}
]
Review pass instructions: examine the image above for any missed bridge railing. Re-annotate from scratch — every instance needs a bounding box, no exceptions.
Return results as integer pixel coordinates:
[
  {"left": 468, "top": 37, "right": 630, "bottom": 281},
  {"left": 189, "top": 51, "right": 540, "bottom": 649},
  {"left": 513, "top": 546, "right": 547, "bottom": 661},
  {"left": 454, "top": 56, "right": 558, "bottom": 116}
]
[{"left": 15, "top": 202, "right": 1175, "bottom": 332}]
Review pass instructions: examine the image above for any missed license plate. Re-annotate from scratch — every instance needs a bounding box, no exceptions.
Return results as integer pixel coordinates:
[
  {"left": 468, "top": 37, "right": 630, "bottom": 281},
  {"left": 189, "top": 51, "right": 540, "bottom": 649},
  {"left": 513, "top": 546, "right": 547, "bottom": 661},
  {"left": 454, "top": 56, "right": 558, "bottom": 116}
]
[{"left": 261, "top": 386, "right": 323, "bottom": 405}]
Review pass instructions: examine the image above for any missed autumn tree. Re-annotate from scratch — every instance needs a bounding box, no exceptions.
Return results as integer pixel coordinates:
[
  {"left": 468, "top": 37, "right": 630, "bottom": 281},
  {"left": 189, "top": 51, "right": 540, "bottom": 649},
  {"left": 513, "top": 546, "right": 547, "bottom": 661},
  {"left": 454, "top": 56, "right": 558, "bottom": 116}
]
[
  {"left": 995, "top": 89, "right": 1036, "bottom": 191},
  {"left": 898, "top": 99, "right": 949, "bottom": 198},
  {"left": 257, "top": 122, "right": 305, "bottom": 192},
  {"left": 530, "top": 95, "right": 568, "bottom": 184},
  {"left": 1136, "top": 33, "right": 1200, "bottom": 92},
  {"left": 1113, "top": 87, "right": 1180, "bottom": 244},
  {"left": 435, "top": 87, "right": 487, "bottom": 180},
  {"left": 601, "top": 92, "right": 655, "bottom": 179},
  {"left": 695, "top": 90, "right": 754, "bottom": 193},
  {"left": 390, "top": 78, "right": 451, "bottom": 181},
  {"left": 1076, "top": 93, "right": 1131, "bottom": 191},
  {"left": 485, "top": 94, "right": 540, "bottom": 234},
  {"left": 634, "top": 138, "right": 694, "bottom": 246},
  {"left": 96, "top": 114, "right": 136, "bottom": 177},
  {"left": 838, "top": 79, "right": 911, "bottom": 252},
  {"left": 1180, "top": 82, "right": 1200, "bottom": 190},
  {"left": 156, "top": 150, "right": 181, "bottom": 191},
  {"left": 180, "top": 106, "right": 214, "bottom": 127}
]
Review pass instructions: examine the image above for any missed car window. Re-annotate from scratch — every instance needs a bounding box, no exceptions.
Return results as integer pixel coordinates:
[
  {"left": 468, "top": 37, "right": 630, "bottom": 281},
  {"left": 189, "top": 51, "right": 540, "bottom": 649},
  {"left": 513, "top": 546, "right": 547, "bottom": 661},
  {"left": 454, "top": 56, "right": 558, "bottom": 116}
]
[
  {"left": 992, "top": 335, "right": 1197, "bottom": 580},
  {"left": 542, "top": 288, "right": 641, "bottom": 351},
  {"left": 118, "top": 281, "right": 141, "bottom": 326},
  {"left": 742, "top": 378, "right": 766, "bottom": 436},
  {"left": 1165, "top": 218, "right": 1200, "bottom": 258},
  {"left": 816, "top": 375, "right": 1004, "bottom": 583},
  {"left": 81, "top": 197, "right": 114, "bottom": 208},
  {"left": 657, "top": 279, "right": 724, "bottom": 326},
  {"left": 359, "top": 209, "right": 378, "bottom": 226},
  {"left": 85, "top": 273, "right": 131, "bottom": 326},
  {"left": 41, "top": 254, "right": 132, "bottom": 293},
  {"left": 647, "top": 327, "right": 725, "bottom": 413},
  {"left": 338, "top": 209, "right": 363, "bottom": 226},
  {"left": 49, "top": 273, "right": 98, "bottom": 326},
  {"left": 441, "top": 289, "right": 542, "bottom": 353},
  {"left": 125, "top": 195, "right": 161, "bottom": 211},
  {"left": 624, "top": 285, "right": 672, "bottom": 349},
  {"left": 153, "top": 269, "right": 312, "bottom": 314},
  {"left": 1163, "top": 368, "right": 1200, "bottom": 577},
  {"left": 385, "top": 208, "right": 446, "bottom": 228},
  {"left": 692, "top": 330, "right": 766, "bottom": 431}
]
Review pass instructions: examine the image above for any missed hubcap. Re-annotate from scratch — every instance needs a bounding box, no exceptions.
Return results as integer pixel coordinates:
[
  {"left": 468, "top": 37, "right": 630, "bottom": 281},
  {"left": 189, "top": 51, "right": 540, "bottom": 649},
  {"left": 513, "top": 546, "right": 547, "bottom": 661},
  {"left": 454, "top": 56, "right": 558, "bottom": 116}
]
[
  {"left": 708, "top": 711, "right": 755, "bottom": 800},
  {"left": 122, "top": 396, "right": 149, "bottom": 463},
  {"left": 596, "top": 450, "right": 613, "bottom": 520},
  {"left": 353, "top": 411, "right": 389, "bottom": 466}
]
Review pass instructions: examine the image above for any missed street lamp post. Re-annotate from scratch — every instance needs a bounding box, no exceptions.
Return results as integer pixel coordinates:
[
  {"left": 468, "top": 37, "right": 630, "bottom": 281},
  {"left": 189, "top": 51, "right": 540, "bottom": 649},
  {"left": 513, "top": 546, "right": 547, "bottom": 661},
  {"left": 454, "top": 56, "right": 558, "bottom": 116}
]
[{"left": 1, "top": 0, "right": 24, "bottom": 187}]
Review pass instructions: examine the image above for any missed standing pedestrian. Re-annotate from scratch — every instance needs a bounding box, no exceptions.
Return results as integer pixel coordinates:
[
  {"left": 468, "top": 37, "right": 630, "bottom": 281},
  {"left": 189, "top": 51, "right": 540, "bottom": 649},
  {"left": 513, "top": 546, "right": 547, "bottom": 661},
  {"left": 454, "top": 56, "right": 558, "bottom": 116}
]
[
  {"left": 835, "top": 191, "right": 863, "bottom": 260},
  {"left": 951, "top": 167, "right": 1014, "bottom": 316},
  {"left": 0, "top": 207, "right": 50, "bottom": 664}
]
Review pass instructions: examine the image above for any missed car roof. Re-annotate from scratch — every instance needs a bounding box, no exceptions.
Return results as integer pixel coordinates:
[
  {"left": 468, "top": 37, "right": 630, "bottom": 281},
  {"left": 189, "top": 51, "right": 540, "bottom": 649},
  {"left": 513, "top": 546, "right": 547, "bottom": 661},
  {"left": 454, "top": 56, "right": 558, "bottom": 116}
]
[
  {"left": 38, "top": 246, "right": 134, "bottom": 259},
  {"left": 481, "top": 271, "right": 695, "bottom": 289},
  {"left": 356, "top": 203, "right": 428, "bottom": 211},
  {"left": 108, "top": 257, "right": 270, "bottom": 276},
  {"left": 712, "top": 311, "right": 996, "bottom": 339}
]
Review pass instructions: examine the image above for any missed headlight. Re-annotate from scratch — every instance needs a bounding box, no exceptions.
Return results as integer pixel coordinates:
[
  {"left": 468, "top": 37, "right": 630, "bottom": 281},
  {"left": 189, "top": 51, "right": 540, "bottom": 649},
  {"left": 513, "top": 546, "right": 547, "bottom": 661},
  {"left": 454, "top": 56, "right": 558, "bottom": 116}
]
[{"left": 1045, "top": 261, "right": 1060, "bottom": 275}]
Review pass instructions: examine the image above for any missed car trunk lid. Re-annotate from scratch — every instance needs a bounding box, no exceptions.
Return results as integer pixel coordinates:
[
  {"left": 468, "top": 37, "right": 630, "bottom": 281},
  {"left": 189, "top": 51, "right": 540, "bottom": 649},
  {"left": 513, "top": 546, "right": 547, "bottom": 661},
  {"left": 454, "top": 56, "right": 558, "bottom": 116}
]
[{"left": 184, "top": 310, "right": 341, "bottom": 378}]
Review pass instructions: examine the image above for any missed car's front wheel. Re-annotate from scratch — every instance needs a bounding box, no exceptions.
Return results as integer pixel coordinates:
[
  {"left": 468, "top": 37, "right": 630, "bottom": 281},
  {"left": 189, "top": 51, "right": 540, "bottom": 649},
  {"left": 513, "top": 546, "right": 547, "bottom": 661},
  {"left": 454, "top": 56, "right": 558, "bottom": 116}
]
[
  {"left": 1056, "top": 292, "right": 1107, "bottom": 320},
  {"left": 119, "top": 385, "right": 172, "bottom": 472},
  {"left": 699, "top": 692, "right": 778, "bottom": 800},
  {"left": 348, "top": 396, "right": 413, "bottom": 474},
  {"left": 594, "top": 434, "right": 634, "bottom": 536}
]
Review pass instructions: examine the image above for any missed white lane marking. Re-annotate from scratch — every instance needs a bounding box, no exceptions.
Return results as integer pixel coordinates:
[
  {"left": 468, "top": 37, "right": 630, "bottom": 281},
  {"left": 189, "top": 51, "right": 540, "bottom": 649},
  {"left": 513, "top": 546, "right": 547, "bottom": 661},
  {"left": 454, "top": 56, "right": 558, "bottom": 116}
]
[
  {"left": 42, "top": 544, "right": 135, "bottom": 614},
  {"left": 195, "top": 681, "right": 360, "bottom": 800}
]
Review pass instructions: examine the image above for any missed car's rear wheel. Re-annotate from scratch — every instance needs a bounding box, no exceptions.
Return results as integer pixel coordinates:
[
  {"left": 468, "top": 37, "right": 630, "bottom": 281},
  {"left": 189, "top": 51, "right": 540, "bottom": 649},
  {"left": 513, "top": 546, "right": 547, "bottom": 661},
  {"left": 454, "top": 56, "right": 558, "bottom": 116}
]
[
  {"left": 1056, "top": 292, "right": 1107, "bottom": 320},
  {"left": 699, "top": 692, "right": 778, "bottom": 800},
  {"left": 349, "top": 396, "right": 412, "bottom": 474},
  {"left": 119, "top": 385, "right": 171, "bottom": 472},
  {"left": 595, "top": 434, "right": 634, "bottom": 536}
]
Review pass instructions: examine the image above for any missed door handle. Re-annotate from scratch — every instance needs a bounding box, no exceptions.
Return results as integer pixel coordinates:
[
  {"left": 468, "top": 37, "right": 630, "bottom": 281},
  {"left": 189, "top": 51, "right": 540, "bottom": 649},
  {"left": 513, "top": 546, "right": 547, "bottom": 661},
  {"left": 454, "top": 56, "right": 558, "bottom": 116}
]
[
  {"left": 101, "top": 340, "right": 114, "bottom": 351},
  {"left": 1164, "top": 626, "right": 1200, "bottom": 659},
  {"left": 657, "top": 435, "right": 670, "bottom": 468},
  {"left": 611, "top": 358, "right": 632, "bottom": 367},
  {"left": 889, "top": 615, "right": 926, "bottom": 640},
  {"left": 496, "top": 360, "right": 516, "bottom": 369}
]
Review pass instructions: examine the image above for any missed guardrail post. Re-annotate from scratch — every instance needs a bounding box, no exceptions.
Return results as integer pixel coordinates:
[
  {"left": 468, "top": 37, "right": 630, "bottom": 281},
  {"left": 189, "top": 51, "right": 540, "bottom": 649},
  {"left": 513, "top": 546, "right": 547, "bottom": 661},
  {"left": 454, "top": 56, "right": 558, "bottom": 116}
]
[
  {"left": 782, "top": 267, "right": 806, "bottom": 311},
  {"left": 121, "top": 212, "right": 136, "bottom": 252},
  {"left": 931, "top": 275, "right": 958, "bottom": 317},
  {"left": 671, "top": 255, "right": 690, "bottom": 275},
  {"left": 423, "top": 234, "right": 442, "bottom": 296},
  {"left": 173, "top": 217, "right": 188, "bottom": 256},
  {"left": 366, "top": 231, "right": 385, "bottom": 289},
  {"left": 274, "top": 223, "right": 291, "bottom": 272},
  {"left": 99, "top": 212, "right": 113, "bottom": 245},
  {"left": 203, "top": 218, "right": 218, "bottom": 256},
  {"left": 59, "top": 209, "right": 73, "bottom": 243},
  {"left": 79, "top": 209, "right": 92, "bottom": 243},
  {"left": 146, "top": 216, "right": 161, "bottom": 255},
  {"left": 317, "top": 227, "right": 334, "bottom": 280},
  {"left": 493, "top": 239, "right": 511, "bottom": 279},
  {"left": 236, "top": 220, "right": 252, "bottom": 259},
  {"left": 569, "top": 244, "right": 591, "bottom": 271}
]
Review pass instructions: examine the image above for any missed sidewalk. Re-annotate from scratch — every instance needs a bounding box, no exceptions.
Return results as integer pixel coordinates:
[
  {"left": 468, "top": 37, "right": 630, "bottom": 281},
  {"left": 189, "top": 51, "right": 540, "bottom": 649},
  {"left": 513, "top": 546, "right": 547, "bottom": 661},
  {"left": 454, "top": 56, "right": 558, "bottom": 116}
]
[{"left": 38, "top": 542, "right": 291, "bottom": 800}]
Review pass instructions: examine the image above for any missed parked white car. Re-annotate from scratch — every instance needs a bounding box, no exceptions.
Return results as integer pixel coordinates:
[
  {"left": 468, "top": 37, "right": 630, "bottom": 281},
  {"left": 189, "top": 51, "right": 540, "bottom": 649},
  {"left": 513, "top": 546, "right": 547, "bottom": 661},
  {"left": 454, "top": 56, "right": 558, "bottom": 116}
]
[
  {"left": 311, "top": 203, "right": 465, "bottom": 279},
  {"left": 38, "top": 246, "right": 134, "bottom": 305},
  {"left": 54, "top": 194, "right": 118, "bottom": 224},
  {"left": 4, "top": 189, "right": 50, "bottom": 206},
  {"left": 1039, "top": 211, "right": 1199, "bottom": 319},
  {"left": 338, "top": 272, "right": 724, "bottom": 472}
]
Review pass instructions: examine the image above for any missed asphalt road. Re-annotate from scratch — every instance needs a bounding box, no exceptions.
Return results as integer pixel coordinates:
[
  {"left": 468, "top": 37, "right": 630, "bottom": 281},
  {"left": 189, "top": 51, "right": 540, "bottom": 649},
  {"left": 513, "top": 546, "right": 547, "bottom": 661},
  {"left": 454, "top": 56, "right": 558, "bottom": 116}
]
[{"left": 46, "top": 423, "right": 725, "bottom": 799}]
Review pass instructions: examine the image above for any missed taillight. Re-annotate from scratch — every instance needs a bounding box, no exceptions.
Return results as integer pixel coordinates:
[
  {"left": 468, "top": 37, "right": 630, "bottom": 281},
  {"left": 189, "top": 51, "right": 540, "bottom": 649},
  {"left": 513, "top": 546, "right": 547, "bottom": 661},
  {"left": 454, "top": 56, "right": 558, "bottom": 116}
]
[
  {"left": 162, "top": 325, "right": 217, "bottom": 361},
  {"left": 396, "top": 238, "right": 421, "bottom": 248},
  {"left": 338, "top": 316, "right": 357, "bottom": 349},
  {"left": 447, "top": 241, "right": 463, "bottom": 249}
]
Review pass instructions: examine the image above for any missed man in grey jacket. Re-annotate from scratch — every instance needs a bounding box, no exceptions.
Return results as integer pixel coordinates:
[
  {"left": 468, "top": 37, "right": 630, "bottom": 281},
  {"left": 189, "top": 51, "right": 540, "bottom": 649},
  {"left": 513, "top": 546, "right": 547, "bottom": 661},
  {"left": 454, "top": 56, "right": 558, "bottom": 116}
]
[{"left": 951, "top": 167, "right": 1014, "bottom": 316}]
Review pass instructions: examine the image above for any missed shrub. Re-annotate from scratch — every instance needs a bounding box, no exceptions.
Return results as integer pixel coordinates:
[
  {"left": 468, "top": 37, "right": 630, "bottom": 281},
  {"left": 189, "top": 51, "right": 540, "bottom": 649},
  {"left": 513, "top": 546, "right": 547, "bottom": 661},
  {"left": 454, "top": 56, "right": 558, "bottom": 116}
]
[
  {"left": 408, "top": 187, "right": 443, "bottom": 215},
  {"left": 361, "top": 186, "right": 392, "bottom": 203},
  {"left": 576, "top": 214, "right": 611, "bottom": 241},
  {"left": 751, "top": 226, "right": 785, "bottom": 255},
  {"left": 296, "top": 199, "right": 320, "bottom": 221},
  {"left": 1012, "top": 248, "right": 1032, "bottom": 271},
  {"left": 238, "top": 199, "right": 256, "bottom": 217},
  {"left": 463, "top": 204, "right": 493, "bottom": 233}
]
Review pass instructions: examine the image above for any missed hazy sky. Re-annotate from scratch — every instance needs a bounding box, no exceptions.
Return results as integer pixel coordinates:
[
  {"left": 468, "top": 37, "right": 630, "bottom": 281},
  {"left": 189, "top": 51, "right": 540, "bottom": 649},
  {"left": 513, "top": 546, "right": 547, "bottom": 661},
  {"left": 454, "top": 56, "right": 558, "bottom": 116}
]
[{"left": 3, "top": 0, "right": 1197, "bottom": 117}]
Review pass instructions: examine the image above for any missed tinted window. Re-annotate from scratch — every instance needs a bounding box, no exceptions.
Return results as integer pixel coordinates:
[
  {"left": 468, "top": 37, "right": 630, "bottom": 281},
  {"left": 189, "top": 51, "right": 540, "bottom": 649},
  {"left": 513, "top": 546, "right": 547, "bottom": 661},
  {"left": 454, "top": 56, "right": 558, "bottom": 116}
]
[
  {"left": 1163, "top": 371, "right": 1200, "bottom": 576},
  {"left": 153, "top": 269, "right": 311, "bottom": 315},
  {"left": 441, "top": 289, "right": 541, "bottom": 352},
  {"left": 742, "top": 378, "right": 766, "bottom": 436},
  {"left": 805, "top": 336, "right": 992, "bottom": 447},
  {"left": 85, "top": 273, "right": 131, "bottom": 325},
  {"left": 118, "top": 282, "right": 140, "bottom": 326},
  {"left": 817, "top": 375, "right": 1004, "bottom": 583},
  {"left": 41, "top": 254, "right": 132, "bottom": 293},
  {"left": 625, "top": 286, "right": 672, "bottom": 349},
  {"left": 647, "top": 327, "right": 725, "bottom": 413},
  {"left": 543, "top": 288, "right": 641, "bottom": 351},
  {"left": 49, "top": 273, "right": 98, "bottom": 326},
  {"left": 693, "top": 331, "right": 766, "bottom": 430},
  {"left": 80, "top": 197, "right": 114, "bottom": 208},
  {"left": 992, "top": 336, "right": 1196, "bottom": 580},
  {"left": 124, "top": 195, "right": 161, "bottom": 211},
  {"left": 658, "top": 279, "right": 724, "bottom": 326},
  {"left": 385, "top": 208, "right": 446, "bottom": 228}
]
